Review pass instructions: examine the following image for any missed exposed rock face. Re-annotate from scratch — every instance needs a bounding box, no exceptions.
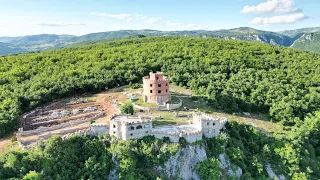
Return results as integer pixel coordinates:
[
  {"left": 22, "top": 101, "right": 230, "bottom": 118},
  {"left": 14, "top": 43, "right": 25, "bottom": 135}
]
[
  {"left": 163, "top": 145, "right": 207, "bottom": 180},
  {"left": 265, "top": 163, "right": 286, "bottom": 180},
  {"left": 219, "top": 153, "right": 242, "bottom": 179},
  {"left": 108, "top": 156, "right": 119, "bottom": 180}
]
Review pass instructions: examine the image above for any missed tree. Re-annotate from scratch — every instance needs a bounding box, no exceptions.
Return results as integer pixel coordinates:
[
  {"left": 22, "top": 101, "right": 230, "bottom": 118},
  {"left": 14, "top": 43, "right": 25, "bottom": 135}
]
[
  {"left": 195, "top": 158, "right": 220, "bottom": 180},
  {"left": 22, "top": 171, "right": 42, "bottom": 180},
  {"left": 121, "top": 102, "right": 134, "bottom": 115}
]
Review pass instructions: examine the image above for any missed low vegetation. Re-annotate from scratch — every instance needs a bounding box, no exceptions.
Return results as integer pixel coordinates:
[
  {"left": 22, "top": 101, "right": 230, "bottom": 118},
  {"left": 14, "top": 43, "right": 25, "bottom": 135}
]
[{"left": 120, "top": 102, "right": 134, "bottom": 115}]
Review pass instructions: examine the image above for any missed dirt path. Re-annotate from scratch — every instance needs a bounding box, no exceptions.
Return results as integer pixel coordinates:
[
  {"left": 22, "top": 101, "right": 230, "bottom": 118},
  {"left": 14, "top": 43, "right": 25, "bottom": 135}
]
[{"left": 94, "top": 92, "right": 118, "bottom": 123}]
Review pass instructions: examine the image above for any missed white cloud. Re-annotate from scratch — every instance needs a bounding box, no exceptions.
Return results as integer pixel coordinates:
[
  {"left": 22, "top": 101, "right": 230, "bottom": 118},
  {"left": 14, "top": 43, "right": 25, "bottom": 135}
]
[
  {"left": 33, "top": 21, "right": 86, "bottom": 27},
  {"left": 107, "top": 14, "right": 133, "bottom": 21},
  {"left": 135, "top": 14, "right": 148, "bottom": 20},
  {"left": 249, "top": 13, "right": 309, "bottom": 25},
  {"left": 90, "top": 12, "right": 204, "bottom": 29},
  {"left": 90, "top": 12, "right": 161, "bottom": 23},
  {"left": 145, "top": 17, "right": 162, "bottom": 24},
  {"left": 90, "top": 12, "right": 133, "bottom": 21},
  {"left": 241, "top": 0, "right": 301, "bottom": 14},
  {"left": 166, "top": 21, "right": 204, "bottom": 30}
]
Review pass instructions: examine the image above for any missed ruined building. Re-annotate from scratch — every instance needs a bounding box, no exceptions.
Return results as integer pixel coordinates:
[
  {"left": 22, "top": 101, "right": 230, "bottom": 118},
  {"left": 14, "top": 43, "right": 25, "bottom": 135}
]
[{"left": 106, "top": 112, "right": 227, "bottom": 143}]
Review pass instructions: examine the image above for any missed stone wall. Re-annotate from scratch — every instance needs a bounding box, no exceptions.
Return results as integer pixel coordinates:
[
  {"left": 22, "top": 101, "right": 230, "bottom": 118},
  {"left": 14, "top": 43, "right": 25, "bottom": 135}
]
[
  {"left": 122, "top": 122, "right": 153, "bottom": 140},
  {"left": 182, "top": 132, "right": 203, "bottom": 143},
  {"left": 201, "top": 119, "right": 221, "bottom": 138},
  {"left": 21, "top": 113, "right": 104, "bottom": 136},
  {"left": 192, "top": 112, "right": 228, "bottom": 138},
  {"left": 17, "top": 126, "right": 92, "bottom": 146},
  {"left": 152, "top": 132, "right": 180, "bottom": 143},
  {"left": 109, "top": 119, "right": 123, "bottom": 139},
  {"left": 152, "top": 131, "right": 202, "bottom": 143},
  {"left": 133, "top": 104, "right": 157, "bottom": 111},
  {"left": 165, "top": 100, "right": 182, "bottom": 110},
  {"left": 91, "top": 123, "right": 109, "bottom": 136}
]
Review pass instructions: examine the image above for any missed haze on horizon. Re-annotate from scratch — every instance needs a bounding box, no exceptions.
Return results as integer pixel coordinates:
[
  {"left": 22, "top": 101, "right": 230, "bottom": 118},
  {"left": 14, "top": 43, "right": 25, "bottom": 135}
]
[{"left": 0, "top": 0, "right": 319, "bottom": 37}]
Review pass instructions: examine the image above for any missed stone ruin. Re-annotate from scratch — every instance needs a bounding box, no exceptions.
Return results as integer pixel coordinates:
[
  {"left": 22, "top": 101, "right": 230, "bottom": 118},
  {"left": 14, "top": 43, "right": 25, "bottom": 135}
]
[{"left": 107, "top": 112, "right": 227, "bottom": 143}]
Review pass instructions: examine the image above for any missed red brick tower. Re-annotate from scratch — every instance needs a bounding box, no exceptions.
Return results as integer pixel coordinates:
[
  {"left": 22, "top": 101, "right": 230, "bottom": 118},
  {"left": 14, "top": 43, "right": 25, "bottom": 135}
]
[{"left": 143, "top": 72, "right": 170, "bottom": 105}]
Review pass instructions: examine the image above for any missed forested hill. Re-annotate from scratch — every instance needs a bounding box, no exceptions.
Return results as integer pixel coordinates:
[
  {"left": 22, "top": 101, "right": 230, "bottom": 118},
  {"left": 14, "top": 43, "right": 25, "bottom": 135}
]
[
  {"left": 0, "top": 42, "right": 25, "bottom": 55},
  {"left": 1, "top": 36, "right": 320, "bottom": 136},
  {"left": 291, "top": 32, "right": 320, "bottom": 52},
  {"left": 0, "top": 37, "right": 319, "bottom": 179}
]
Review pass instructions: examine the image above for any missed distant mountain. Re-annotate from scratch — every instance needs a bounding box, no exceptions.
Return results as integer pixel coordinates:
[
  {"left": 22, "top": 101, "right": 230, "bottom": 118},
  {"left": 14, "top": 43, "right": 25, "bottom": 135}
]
[
  {"left": 279, "top": 27, "right": 320, "bottom": 37},
  {"left": 1, "top": 27, "right": 320, "bottom": 55},
  {"left": 70, "top": 28, "right": 294, "bottom": 46},
  {"left": 291, "top": 32, "right": 320, "bottom": 53},
  {"left": 0, "top": 42, "right": 25, "bottom": 55}
]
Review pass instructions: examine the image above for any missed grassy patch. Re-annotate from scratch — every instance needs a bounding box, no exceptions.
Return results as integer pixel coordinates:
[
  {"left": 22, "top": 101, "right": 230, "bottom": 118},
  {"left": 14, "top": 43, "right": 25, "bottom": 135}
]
[
  {"left": 150, "top": 111, "right": 190, "bottom": 127},
  {"left": 179, "top": 96, "right": 217, "bottom": 112},
  {"left": 135, "top": 96, "right": 157, "bottom": 108},
  {"left": 170, "top": 85, "right": 194, "bottom": 96},
  {"left": 0, "top": 135, "right": 21, "bottom": 155},
  {"left": 167, "top": 95, "right": 181, "bottom": 104},
  {"left": 153, "top": 120, "right": 177, "bottom": 126}
]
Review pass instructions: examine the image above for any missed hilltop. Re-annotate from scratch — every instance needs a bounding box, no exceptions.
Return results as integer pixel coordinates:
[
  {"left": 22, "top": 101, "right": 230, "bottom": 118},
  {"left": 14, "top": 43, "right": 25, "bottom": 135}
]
[{"left": 0, "top": 37, "right": 319, "bottom": 179}]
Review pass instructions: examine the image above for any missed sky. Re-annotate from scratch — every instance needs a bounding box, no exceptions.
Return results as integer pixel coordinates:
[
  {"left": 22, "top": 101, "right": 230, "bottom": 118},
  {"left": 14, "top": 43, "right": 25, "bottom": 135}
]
[{"left": 0, "top": 0, "right": 319, "bottom": 37}]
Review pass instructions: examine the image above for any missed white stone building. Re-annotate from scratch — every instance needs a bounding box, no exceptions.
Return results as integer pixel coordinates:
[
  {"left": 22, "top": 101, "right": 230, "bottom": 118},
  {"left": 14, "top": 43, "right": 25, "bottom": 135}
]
[
  {"left": 109, "top": 115, "right": 153, "bottom": 140},
  {"left": 106, "top": 112, "right": 227, "bottom": 143},
  {"left": 191, "top": 112, "right": 227, "bottom": 138}
]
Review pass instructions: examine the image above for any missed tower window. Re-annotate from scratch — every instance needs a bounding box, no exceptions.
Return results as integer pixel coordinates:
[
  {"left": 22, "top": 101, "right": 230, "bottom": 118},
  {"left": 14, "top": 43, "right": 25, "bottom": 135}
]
[
  {"left": 130, "top": 133, "right": 133, "bottom": 136},
  {"left": 113, "top": 124, "right": 116, "bottom": 128},
  {"left": 207, "top": 122, "right": 209, "bottom": 126},
  {"left": 166, "top": 89, "right": 168, "bottom": 92},
  {"left": 213, "top": 123, "right": 215, "bottom": 126},
  {"left": 158, "top": 90, "right": 161, "bottom": 94},
  {"left": 166, "top": 83, "right": 168, "bottom": 86},
  {"left": 158, "top": 84, "right": 161, "bottom": 87},
  {"left": 150, "top": 90, "right": 153, "bottom": 93},
  {"left": 150, "top": 84, "right": 152, "bottom": 87},
  {"left": 157, "top": 77, "right": 159, "bottom": 80}
]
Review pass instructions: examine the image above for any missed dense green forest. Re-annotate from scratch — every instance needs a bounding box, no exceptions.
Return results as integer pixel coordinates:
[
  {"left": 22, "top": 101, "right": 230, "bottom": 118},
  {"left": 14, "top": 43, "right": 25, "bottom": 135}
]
[
  {"left": 0, "top": 37, "right": 319, "bottom": 179},
  {"left": 0, "top": 135, "right": 114, "bottom": 179},
  {"left": 1, "top": 36, "right": 320, "bottom": 136}
]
